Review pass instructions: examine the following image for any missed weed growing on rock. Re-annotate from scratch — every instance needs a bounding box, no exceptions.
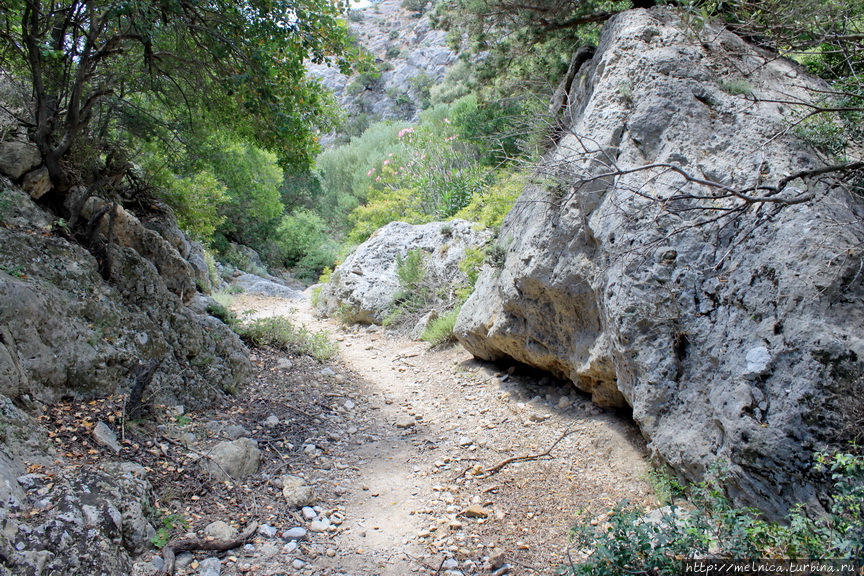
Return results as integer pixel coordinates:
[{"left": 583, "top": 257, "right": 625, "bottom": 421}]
[
  {"left": 719, "top": 78, "right": 754, "bottom": 96},
  {"left": 236, "top": 317, "right": 337, "bottom": 361},
  {"left": 150, "top": 512, "right": 188, "bottom": 549},
  {"left": 422, "top": 306, "right": 461, "bottom": 345},
  {"left": 563, "top": 453, "right": 864, "bottom": 575}
]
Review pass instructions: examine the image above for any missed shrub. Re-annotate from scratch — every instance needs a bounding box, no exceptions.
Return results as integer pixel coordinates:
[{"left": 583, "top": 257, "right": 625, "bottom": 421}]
[
  {"left": 563, "top": 453, "right": 864, "bottom": 575},
  {"left": 272, "top": 209, "right": 329, "bottom": 266},
  {"left": 236, "top": 317, "right": 337, "bottom": 362},
  {"left": 458, "top": 247, "right": 485, "bottom": 288},
  {"left": 422, "top": 307, "right": 460, "bottom": 345},
  {"left": 454, "top": 168, "right": 524, "bottom": 228},
  {"left": 205, "top": 300, "right": 237, "bottom": 326}
]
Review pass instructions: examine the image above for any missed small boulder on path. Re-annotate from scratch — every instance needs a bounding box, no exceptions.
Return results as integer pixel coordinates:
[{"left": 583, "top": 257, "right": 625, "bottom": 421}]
[
  {"left": 200, "top": 438, "right": 260, "bottom": 480},
  {"left": 281, "top": 475, "right": 315, "bottom": 508}
]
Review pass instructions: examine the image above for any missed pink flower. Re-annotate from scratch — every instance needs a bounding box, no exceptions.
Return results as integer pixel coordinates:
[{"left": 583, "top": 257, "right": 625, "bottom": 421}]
[
  {"left": 367, "top": 169, "right": 374, "bottom": 176},
  {"left": 383, "top": 160, "right": 390, "bottom": 166},
  {"left": 443, "top": 118, "right": 450, "bottom": 124},
  {"left": 398, "top": 127, "right": 414, "bottom": 139},
  {"left": 375, "top": 176, "right": 381, "bottom": 182}
]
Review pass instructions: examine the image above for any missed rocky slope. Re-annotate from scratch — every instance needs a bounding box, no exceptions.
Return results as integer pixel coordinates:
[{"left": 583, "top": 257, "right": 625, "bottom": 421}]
[
  {"left": 308, "top": 0, "right": 457, "bottom": 127},
  {"left": 0, "top": 161, "right": 252, "bottom": 572},
  {"left": 455, "top": 7, "right": 864, "bottom": 517}
]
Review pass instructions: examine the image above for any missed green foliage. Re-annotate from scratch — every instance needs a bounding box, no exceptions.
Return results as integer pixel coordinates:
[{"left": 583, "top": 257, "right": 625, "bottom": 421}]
[
  {"left": 408, "top": 73, "right": 434, "bottom": 109},
  {"left": 236, "top": 317, "right": 337, "bottom": 362},
  {"left": 459, "top": 247, "right": 486, "bottom": 288},
  {"left": 795, "top": 115, "right": 848, "bottom": 160},
  {"left": 150, "top": 513, "right": 188, "bottom": 549},
  {"left": 206, "top": 300, "right": 237, "bottom": 327},
  {"left": 454, "top": 169, "right": 524, "bottom": 228},
  {"left": 0, "top": 0, "right": 357, "bottom": 201},
  {"left": 153, "top": 171, "right": 228, "bottom": 243},
  {"left": 719, "top": 78, "right": 754, "bottom": 96},
  {"left": 422, "top": 307, "right": 461, "bottom": 345},
  {"left": 315, "top": 120, "right": 410, "bottom": 229},
  {"left": 432, "top": 0, "right": 607, "bottom": 100},
  {"left": 385, "top": 249, "right": 432, "bottom": 324},
  {"left": 402, "top": 0, "right": 431, "bottom": 15},
  {"left": 430, "top": 60, "right": 476, "bottom": 106},
  {"left": 207, "top": 137, "right": 285, "bottom": 249},
  {"left": 564, "top": 453, "right": 864, "bottom": 575},
  {"left": 273, "top": 210, "right": 330, "bottom": 266}
]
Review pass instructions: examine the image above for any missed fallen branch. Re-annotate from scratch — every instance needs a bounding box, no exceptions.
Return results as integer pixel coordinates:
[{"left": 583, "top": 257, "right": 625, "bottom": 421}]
[
  {"left": 161, "top": 522, "right": 258, "bottom": 575},
  {"left": 479, "top": 428, "right": 576, "bottom": 478}
]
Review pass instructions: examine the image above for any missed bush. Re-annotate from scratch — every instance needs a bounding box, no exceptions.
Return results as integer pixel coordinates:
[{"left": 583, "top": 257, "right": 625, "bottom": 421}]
[
  {"left": 454, "top": 168, "right": 524, "bottom": 228},
  {"left": 563, "top": 453, "right": 864, "bottom": 575},
  {"left": 422, "top": 307, "right": 460, "bottom": 345},
  {"left": 236, "top": 317, "right": 337, "bottom": 362},
  {"left": 272, "top": 209, "right": 329, "bottom": 266}
]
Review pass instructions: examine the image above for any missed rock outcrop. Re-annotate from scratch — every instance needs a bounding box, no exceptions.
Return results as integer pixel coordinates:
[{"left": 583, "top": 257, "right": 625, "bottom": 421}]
[
  {"left": 308, "top": 0, "right": 457, "bottom": 125},
  {"left": 456, "top": 8, "right": 864, "bottom": 517},
  {"left": 0, "top": 179, "right": 251, "bottom": 408},
  {"left": 0, "top": 396, "right": 156, "bottom": 576},
  {"left": 316, "top": 220, "right": 491, "bottom": 324}
]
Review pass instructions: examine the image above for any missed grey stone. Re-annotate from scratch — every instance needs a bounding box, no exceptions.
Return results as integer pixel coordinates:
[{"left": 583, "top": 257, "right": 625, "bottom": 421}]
[
  {"left": 281, "top": 475, "right": 315, "bottom": 508},
  {"left": 204, "top": 520, "right": 238, "bottom": 541},
  {"left": 283, "top": 526, "right": 308, "bottom": 540},
  {"left": 744, "top": 346, "right": 772, "bottom": 377},
  {"left": 224, "top": 424, "right": 250, "bottom": 440},
  {"left": 21, "top": 166, "right": 50, "bottom": 199},
  {"left": 258, "top": 523, "right": 278, "bottom": 538},
  {"left": 301, "top": 506, "right": 317, "bottom": 520},
  {"left": 264, "top": 415, "right": 280, "bottom": 427},
  {"left": 455, "top": 8, "right": 864, "bottom": 518},
  {"left": 0, "top": 141, "right": 40, "bottom": 179},
  {"left": 276, "top": 358, "right": 294, "bottom": 370},
  {"left": 92, "top": 421, "right": 122, "bottom": 453},
  {"left": 176, "top": 552, "right": 194, "bottom": 568},
  {"left": 0, "top": 179, "right": 251, "bottom": 408},
  {"left": 198, "top": 556, "right": 221, "bottom": 576},
  {"left": 307, "top": 0, "right": 457, "bottom": 132},
  {"left": 308, "top": 518, "right": 330, "bottom": 532},
  {"left": 200, "top": 438, "right": 260, "bottom": 480},
  {"left": 316, "top": 220, "right": 492, "bottom": 324},
  {"left": 232, "top": 273, "right": 303, "bottom": 299}
]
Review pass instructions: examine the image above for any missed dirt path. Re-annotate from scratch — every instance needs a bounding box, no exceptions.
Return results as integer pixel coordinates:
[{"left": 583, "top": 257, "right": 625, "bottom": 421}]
[{"left": 221, "top": 292, "right": 657, "bottom": 576}]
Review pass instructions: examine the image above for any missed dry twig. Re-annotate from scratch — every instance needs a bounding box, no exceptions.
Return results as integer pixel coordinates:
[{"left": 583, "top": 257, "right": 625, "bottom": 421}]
[
  {"left": 479, "top": 427, "right": 576, "bottom": 478},
  {"left": 161, "top": 522, "right": 258, "bottom": 575}
]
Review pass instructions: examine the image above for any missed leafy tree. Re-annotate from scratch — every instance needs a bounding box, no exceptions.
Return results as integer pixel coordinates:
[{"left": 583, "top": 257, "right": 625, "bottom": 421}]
[{"left": 0, "top": 0, "right": 355, "bottom": 201}]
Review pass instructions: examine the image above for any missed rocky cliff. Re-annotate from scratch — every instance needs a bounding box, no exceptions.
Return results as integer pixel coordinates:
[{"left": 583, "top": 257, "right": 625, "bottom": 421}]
[
  {"left": 0, "top": 163, "right": 252, "bottom": 420},
  {"left": 0, "top": 179, "right": 251, "bottom": 408},
  {"left": 308, "top": 0, "right": 457, "bottom": 126},
  {"left": 456, "top": 8, "right": 864, "bottom": 517}
]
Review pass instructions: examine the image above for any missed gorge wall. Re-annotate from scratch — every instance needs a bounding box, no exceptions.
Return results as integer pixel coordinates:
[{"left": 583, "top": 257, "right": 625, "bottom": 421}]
[{"left": 455, "top": 8, "right": 864, "bottom": 517}]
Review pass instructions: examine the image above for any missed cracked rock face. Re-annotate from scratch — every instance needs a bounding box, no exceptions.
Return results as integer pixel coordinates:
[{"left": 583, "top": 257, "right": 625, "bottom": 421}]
[
  {"left": 0, "top": 181, "right": 251, "bottom": 408},
  {"left": 456, "top": 8, "right": 864, "bottom": 518}
]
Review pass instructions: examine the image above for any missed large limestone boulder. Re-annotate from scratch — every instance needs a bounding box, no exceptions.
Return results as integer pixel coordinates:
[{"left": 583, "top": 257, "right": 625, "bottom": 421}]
[
  {"left": 456, "top": 8, "right": 864, "bottom": 517},
  {"left": 316, "top": 220, "right": 492, "bottom": 324}
]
